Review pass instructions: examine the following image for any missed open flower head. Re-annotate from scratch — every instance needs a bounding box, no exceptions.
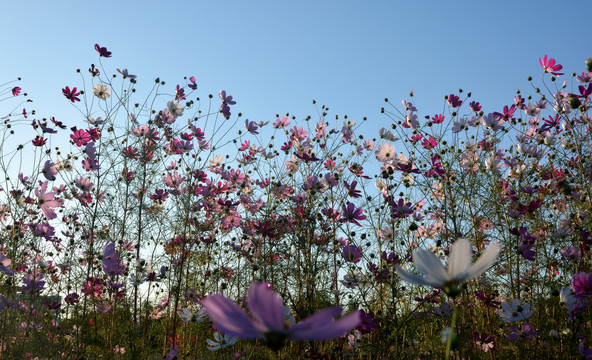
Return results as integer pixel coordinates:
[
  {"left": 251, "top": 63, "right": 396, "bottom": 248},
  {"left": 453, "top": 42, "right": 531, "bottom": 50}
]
[
  {"left": 92, "top": 84, "right": 111, "bottom": 100},
  {"left": 203, "top": 283, "right": 360, "bottom": 350},
  {"left": 498, "top": 299, "right": 533, "bottom": 322},
  {"left": 396, "top": 238, "right": 500, "bottom": 296}
]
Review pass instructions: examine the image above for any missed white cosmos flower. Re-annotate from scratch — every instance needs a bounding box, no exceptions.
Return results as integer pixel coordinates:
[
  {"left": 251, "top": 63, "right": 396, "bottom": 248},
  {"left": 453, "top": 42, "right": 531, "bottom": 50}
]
[
  {"left": 85, "top": 116, "right": 106, "bottom": 126},
  {"left": 167, "top": 100, "right": 184, "bottom": 117},
  {"left": 116, "top": 67, "right": 137, "bottom": 79},
  {"left": 91, "top": 84, "right": 111, "bottom": 100},
  {"left": 396, "top": 238, "right": 500, "bottom": 296},
  {"left": 207, "top": 331, "right": 238, "bottom": 351},
  {"left": 497, "top": 298, "right": 532, "bottom": 322},
  {"left": 378, "top": 128, "right": 398, "bottom": 142}
]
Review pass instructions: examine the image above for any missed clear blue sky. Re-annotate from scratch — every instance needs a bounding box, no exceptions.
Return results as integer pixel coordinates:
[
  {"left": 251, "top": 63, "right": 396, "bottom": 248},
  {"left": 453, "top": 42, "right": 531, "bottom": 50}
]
[{"left": 3, "top": 1, "right": 591, "bottom": 142}]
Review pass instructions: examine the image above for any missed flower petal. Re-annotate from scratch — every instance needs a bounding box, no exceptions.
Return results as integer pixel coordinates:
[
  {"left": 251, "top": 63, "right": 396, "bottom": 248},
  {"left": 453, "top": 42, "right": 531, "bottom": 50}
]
[
  {"left": 466, "top": 243, "right": 500, "bottom": 280},
  {"left": 290, "top": 309, "right": 360, "bottom": 340},
  {"left": 447, "top": 238, "right": 471, "bottom": 281},
  {"left": 203, "top": 294, "right": 261, "bottom": 339},
  {"left": 413, "top": 249, "right": 448, "bottom": 284},
  {"left": 247, "top": 283, "right": 285, "bottom": 333},
  {"left": 396, "top": 266, "right": 435, "bottom": 287}
]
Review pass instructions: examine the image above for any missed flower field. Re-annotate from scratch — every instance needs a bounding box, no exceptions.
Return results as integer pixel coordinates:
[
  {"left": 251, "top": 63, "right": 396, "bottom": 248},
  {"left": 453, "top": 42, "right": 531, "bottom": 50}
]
[{"left": 0, "top": 45, "right": 591, "bottom": 359}]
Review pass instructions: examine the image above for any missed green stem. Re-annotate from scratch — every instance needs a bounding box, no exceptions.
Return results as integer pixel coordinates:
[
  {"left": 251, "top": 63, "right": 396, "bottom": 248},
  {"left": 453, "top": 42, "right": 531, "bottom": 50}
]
[{"left": 446, "top": 305, "right": 458, "bottom": 360}]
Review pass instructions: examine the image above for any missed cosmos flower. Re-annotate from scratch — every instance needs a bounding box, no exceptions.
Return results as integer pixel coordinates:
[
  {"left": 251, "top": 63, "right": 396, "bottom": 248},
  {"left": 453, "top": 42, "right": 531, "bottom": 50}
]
[
  {"left": 375, "top": 142, "right": 396, "bottom": 162},
  {"left": 188, "top": 76, "right": 198, "bottom": 90},
  {"left": 207, "top": 332, "right": 239, "bottom": 351},
  {"left": 572, "top": 272, "right": 592, "bottom": 298},
  {"left": 396, "top": 238, "right": 500, "bottom": 296},
  {"left": 116, "top": 68, "right": 137, "bottom": 79},
  {"left": 203, "top": 283, "right": 360, "bottom": 350},
  {"left": 341, "top": 202, "right": 367, "bottom": 226},
  {"left": 62, "top": 86, "right": 81, "bottom": 102},
  {"left": 342, "top": 245, "right": 363, "bottom": 264},
  {"left": 539, "top": 55, "right": 563, "bottom": 76},
  {"left": 497, "top": 299, "right": 533, "bottom": 322},
  {"left": 94, "top": 43, "right": 112, "bottom": 58},
  {"left": 92, "top": 84, "right": 111, "bottom": 100}
]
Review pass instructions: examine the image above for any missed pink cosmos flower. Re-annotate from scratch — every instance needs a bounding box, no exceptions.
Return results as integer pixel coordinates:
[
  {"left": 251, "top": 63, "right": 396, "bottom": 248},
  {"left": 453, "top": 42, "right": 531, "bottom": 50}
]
[
  {"left": 539, "top": 55, "right": 563, "bottom": 76},
  {"left": 469, "top": 101, "right": 481, "bottom": 112},
  {"left": 188, "top": 76, "right": 197, "bottom": 90},
  {"left": 35, "top": 181, "right": 61, "bottom": 220},
  {"left": 71, "top": 128, "right": 91, "bottom": 147},
  {"left": 203, "top": 283, "right": 360, "bottom": 350},
  {"left": 431, "top": 114, "right": 445, "bottom": 124},
  {"left": 0, "top": 253, "right": 14, "bottom": 277},
  {"left": 422, "top": 136, "right": 438, "bottom": 150},
  {"left": 273, "top": 116, "right": 290, "bottom": 129},
  {"left": 375, "top": 142, "right": 396, "bottom": 162}
]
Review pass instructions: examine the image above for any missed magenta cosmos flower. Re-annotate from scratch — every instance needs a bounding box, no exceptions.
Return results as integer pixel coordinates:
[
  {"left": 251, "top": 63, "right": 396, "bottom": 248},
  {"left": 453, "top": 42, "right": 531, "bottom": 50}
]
[
  {"left": 539, "top": 55, "right": 563, "bottom": 76},
  {"left": 203, "top": 283, "right": 361, "bottom": 350},
  {"left": 572, "top": 272, "right": 592, "bottom": 298}
]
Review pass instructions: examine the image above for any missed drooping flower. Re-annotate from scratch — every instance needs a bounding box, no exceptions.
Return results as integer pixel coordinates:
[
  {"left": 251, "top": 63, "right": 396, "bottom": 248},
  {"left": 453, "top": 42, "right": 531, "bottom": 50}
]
[
  {"left": 245, "top": 119, "right": 259, "bottom": 135},
  {"left": 507, "top": 322, "right": 539, "bottom": 341},
  {"left": 396, "top": 238, "right": 499, "bottom": 296},
  {"left": 116, "top": 68, "right": 137, "bottom": 79},
  {"left": 203, "top": 283, "right": 360, "bottom": 350},
  {"left": 378, "top": 128, "right": 398, "bottom": 141},
  {"left": 102, "top": 243, "right": 125, "bottom": 277},
  {"left": 0, "top": 253, "right": 14, "bottom": 277},
  {"left": 342, "top": 245, "right": 363, "bottom": 264},
  {"left": 22, "top": 269, "right": 45, "bottom": 294},
  {"left": 94, "top": 43, "right": 112, "bottom": 58},
  {"left": 42, "top": 160, "right": 58, "bottom": 181},
  {"left": 188, "top": 76, "right": 197, "bottom": 90}
]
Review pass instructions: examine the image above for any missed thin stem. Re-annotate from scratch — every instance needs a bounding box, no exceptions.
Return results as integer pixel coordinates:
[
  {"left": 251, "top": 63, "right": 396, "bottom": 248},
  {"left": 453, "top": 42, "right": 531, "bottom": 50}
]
[{"left": 445, "top": 304, "right": 458, "bottom": 360}]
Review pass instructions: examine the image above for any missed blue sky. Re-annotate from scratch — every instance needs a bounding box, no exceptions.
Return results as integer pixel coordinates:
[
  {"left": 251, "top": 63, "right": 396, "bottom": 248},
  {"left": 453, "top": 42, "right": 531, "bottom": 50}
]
[{"left": 3, "top": 1, "right": 591, "bottom": 144}]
